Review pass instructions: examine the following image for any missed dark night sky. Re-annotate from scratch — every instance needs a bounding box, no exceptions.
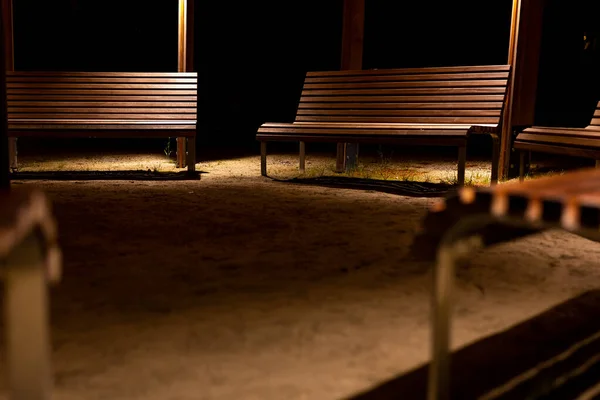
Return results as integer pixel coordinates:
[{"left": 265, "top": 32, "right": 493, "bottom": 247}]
[{"left": 10, "top": 0, "right": 600, "bottom": 145}]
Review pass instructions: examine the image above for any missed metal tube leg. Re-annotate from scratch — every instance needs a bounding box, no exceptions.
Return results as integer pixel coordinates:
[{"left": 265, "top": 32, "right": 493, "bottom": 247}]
[
  {"left": 519, "top": 151, "right": 525, "bottom": 182},
  {"left": 457, "top": 146, "right": 466, "bottom": 186},
  {"left": 428, "top": 235, "right": 483, "bottom": 400},
  {"left": 428, "top": 243, "right": 457, "bottom": 400},
  {"left": 490, "top": 135, "right": 499, "bottom": 185},
  {"left": 299, "top": 141, "right": 306, "bottom": 173},
  {"left": 186, "top": 137, "right": 196, "bottom": 174},
  {"left": 260, "top": 142, "right": 267, "bottom": 176},
  {"left": 5, "top": 233, "right": 53, "bottom": 400},
  {"left": 8, "top": 138, "right": 17, "bottom": 171}
]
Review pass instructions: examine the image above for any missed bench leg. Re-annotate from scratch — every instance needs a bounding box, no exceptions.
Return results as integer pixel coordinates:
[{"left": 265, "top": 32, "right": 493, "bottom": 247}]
[
  {"left": 299, "top": 141, "right": 306, "bottom": 173},
  {"left": 519, "top": 151, "right": 526, "bottom": 182},
  {"left": 5, "top": 233, "right": 53, "bottom": 400},
  {"left": 429, "top": 234, "right": 483, "bottom": 400},
  {"left": 8, "top": 138, "right": 17, "bottom": 172},
  {"left": 457, "top": 146, "right": 466, "bottom": 186},
  {"left": 261, "top": 142, "right": 267, "bottom": 176},
  {"left": 335, "top": 143, "right": 345, "bottom": 173},
  {"left": 490, "top": 134, "right": 499, "bottom": 185},
  {"left": 186, "top": 137, "right": 196, "bottom": 174},
  {"left": 596, "top": 160, "right": 600, "bottom": 168}
]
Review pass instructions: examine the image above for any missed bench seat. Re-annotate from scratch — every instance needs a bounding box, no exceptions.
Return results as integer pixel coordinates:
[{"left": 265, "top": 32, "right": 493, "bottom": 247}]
[
  {"left": 514, "top": 101, "right": 600, "bottom": 178},
  {"left": 257, "top": 65, "right": 511, "bottom": 185}
]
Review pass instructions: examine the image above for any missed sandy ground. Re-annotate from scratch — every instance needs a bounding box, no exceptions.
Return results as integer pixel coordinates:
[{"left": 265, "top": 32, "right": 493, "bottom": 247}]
[{"left": 2, "top": 149, "right": 600, "bottom": 399}]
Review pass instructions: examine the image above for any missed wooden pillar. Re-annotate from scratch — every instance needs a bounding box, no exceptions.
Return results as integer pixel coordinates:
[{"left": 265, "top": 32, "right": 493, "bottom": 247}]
[
  {"left": 1, "top": 0, "right": 13, "bottom": 174},
  {"left": 337, "top": 0, "right": 364, "bottom": 172},
  {"left": 0, "top": 0, "right": 9, "bottom": 189},
  {"left": 499, "top": 0, "right": 545, "bottom": 180},
  {"left": 177, "top": 0, "right": 194, "bottom": 168}
]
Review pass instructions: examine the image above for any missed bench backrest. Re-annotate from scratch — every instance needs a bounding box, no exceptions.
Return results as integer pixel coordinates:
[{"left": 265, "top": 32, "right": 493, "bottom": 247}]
[
  {"left": 589, "top": 101, "right": 600, "bottom": 130},
  {"left": 296, "top": 65, "right": 511, "bottom": 126},
  {"left": 6, "top": 71, "right": 197, "bottom": 122}
]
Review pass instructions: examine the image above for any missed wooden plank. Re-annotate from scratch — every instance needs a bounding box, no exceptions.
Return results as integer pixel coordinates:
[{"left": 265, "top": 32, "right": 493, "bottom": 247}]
[
  {"left": 8, "top": 95, "right": 197, "bottom": 101},
  {"left": 298, "top": 102, "right": 504, "bottom": 109},
  {"left": 8, "top": 128, "right": 196, "bottom": 138},
  {"left": 306, "top": 73, "right": 509, "bottom": 84},
  {"left": 7, "top": 89, "right": 197, "bottom": 95},
  {"left": 0, "top": 0, "right": 8, "bottom": 188},
  {"left": 257, "top": 135, "right": 466, "bottom": 146},
  {"left": 6, "top": 77, "right": 198, "bottom": 83},
  {"left": 10, "top": 108, "right": 196, "bottom": 114},
  {"left": 297, "top": 110, "right": 502, "bottom": 117},
  {"left": 339, "top": 0, "right": 365, "bottom": 171},
  {"left": 299, "top": 94, "right": 506, "bottom": 103},
  {"left": 295, "top": 116, "right": 499, "bottom": 123},
  {"left": 308, "top": 65, "right": 511, "bottom": 77},
  {"left": 304, "top": 79, "right": 509, "bottom": 89},
  {"left": 7, "top": 71, "right": 198, "bottom": 77},
  {"left": 7, "top": 83, "right": 197, "bottom": 89},
  {"left": 8, "top": 101, "right": 197, "bottom": 107},
  {"left": 8, "top": 114, "right": 196, "bottom": 120},
  {"left": 500, "top": 0, "right": 545, "bottom": 179}
]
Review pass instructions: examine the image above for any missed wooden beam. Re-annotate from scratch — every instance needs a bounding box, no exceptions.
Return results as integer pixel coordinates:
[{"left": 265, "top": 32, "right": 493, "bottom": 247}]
[
  {"left": 499, "top": 0, "right": 545, "bottom": 180},
  {"left": 1, "top": 0, "right": 14, "bottom": 174},
  {"left": 177, "top": 0, "right": 194, "bottom": 169},
  {"left": 337, "top": 0, "right": 364, "bottom": 172},
  {"left": 0, "top": 0, "right": 9, "bottom": 189}
]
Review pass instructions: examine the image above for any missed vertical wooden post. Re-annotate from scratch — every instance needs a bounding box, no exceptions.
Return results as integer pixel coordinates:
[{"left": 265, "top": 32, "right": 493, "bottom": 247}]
[
  {"left": 1, "top": 0, "right": 14, "bottom": 175},
  {"left": 0, "top": 0, "right": 9, "bottom": 189},
  {"left": 177, "top": 0, "right": 194, "bottom": 168},
  {"left": 337, "top": 0, "right": 364, "bottom": 172},
  {"left": 498, "top": 0, "right": 544, "bottom": 180}
]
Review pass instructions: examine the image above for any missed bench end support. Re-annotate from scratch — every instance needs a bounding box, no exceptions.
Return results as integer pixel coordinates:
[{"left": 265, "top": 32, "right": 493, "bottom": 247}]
[{"left": 260, "top": 142, "right": 267, "bottom": 176}]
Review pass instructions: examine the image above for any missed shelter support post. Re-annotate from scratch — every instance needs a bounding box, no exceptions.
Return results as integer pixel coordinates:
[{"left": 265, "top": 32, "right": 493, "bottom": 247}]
[
  {"left": 337, "top": 0, "right": 364, "bottom": 172},
  {"left": 177, "top": 0, "right": 195, "bottom": 169}
]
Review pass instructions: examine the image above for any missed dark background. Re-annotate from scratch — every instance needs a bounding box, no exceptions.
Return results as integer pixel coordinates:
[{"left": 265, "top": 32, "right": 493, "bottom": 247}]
[{"left": 10, "top": 0, "right": 600, "bottom": 153}]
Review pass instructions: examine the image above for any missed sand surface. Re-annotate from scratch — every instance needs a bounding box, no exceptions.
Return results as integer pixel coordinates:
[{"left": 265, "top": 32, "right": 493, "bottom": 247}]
[{"left": 1, "top": 150, "right": 600, "bottom": 400}]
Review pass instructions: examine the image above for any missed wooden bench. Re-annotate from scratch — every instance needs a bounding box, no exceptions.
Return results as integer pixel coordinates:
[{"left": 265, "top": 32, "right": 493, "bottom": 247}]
[
  {"left": 256, "top": 65, "right": 511, "bottom": 185},
  {"left": 6, "top": 71, "right": 198, "bottom": 173},
  {"left": 417, "top": 168, "right": 600, "bottom": 399},
  {"left": 514, "top": 100, "right": 600, "bottom": 180}
]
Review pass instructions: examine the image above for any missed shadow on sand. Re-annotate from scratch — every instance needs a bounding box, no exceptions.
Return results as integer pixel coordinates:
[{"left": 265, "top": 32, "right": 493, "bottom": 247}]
[
  {"left": 347, "top": 290, "right": 600, "bottom": 399},
  {"left": 10, "top": 170, "right": 205, "bottom": 181},
  {"left": 276, "top": 176, "right": 455, "bottom": 198}
]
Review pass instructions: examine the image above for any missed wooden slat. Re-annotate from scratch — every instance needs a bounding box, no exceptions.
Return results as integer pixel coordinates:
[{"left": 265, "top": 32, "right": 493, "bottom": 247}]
[
  {"left": 307, "top": 65, "right": 511, "bottom": 77},
  {"left": 7, "top": 83, "right": 197, "bottom": 89},
  {"left": 8, "top": 102, "right": 196, "bottom": 108},
  {"left": 297, "top": 110, "right": 501, "bottom": 117},
  {"left": 6, "top": 77, "right": 197, "bottom": 84},
  {"left": 298, "top": 102, "right": 503, "bottom": 109},
  {"left": 8, "top": 114, "right": 195, "bottom": 120},
  {"left": 302, "top": 86, "right": 507, "bottom": 96},
  {"left": 6, "top": 71, "right": 197, "bottom": 77},
  {"left": 8, "top": 128, "right": 196, "bottom": 138},
  {"left": 305, "top": 73, "right": 509, "bottom": 84},
  {"left": 8, "top": 95, "right": 197, "bottom": 101},
  {"left": 299, "top": 95, "right": 505, "bottom": 103},
  {"left": 295, "top": 116, "right": 499, "bottom": 124},
  {"left": 303, "top": 80, "right": 508, "bottom": 90},
  {"left": 9, "top": 108, "right": 196, "bottom": 114},
  {"left": 7, "top": 89, "right": 197, "bottom": 96},
  {"left": 515, "top": 133, "right": 600, "bottom": 148}
]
